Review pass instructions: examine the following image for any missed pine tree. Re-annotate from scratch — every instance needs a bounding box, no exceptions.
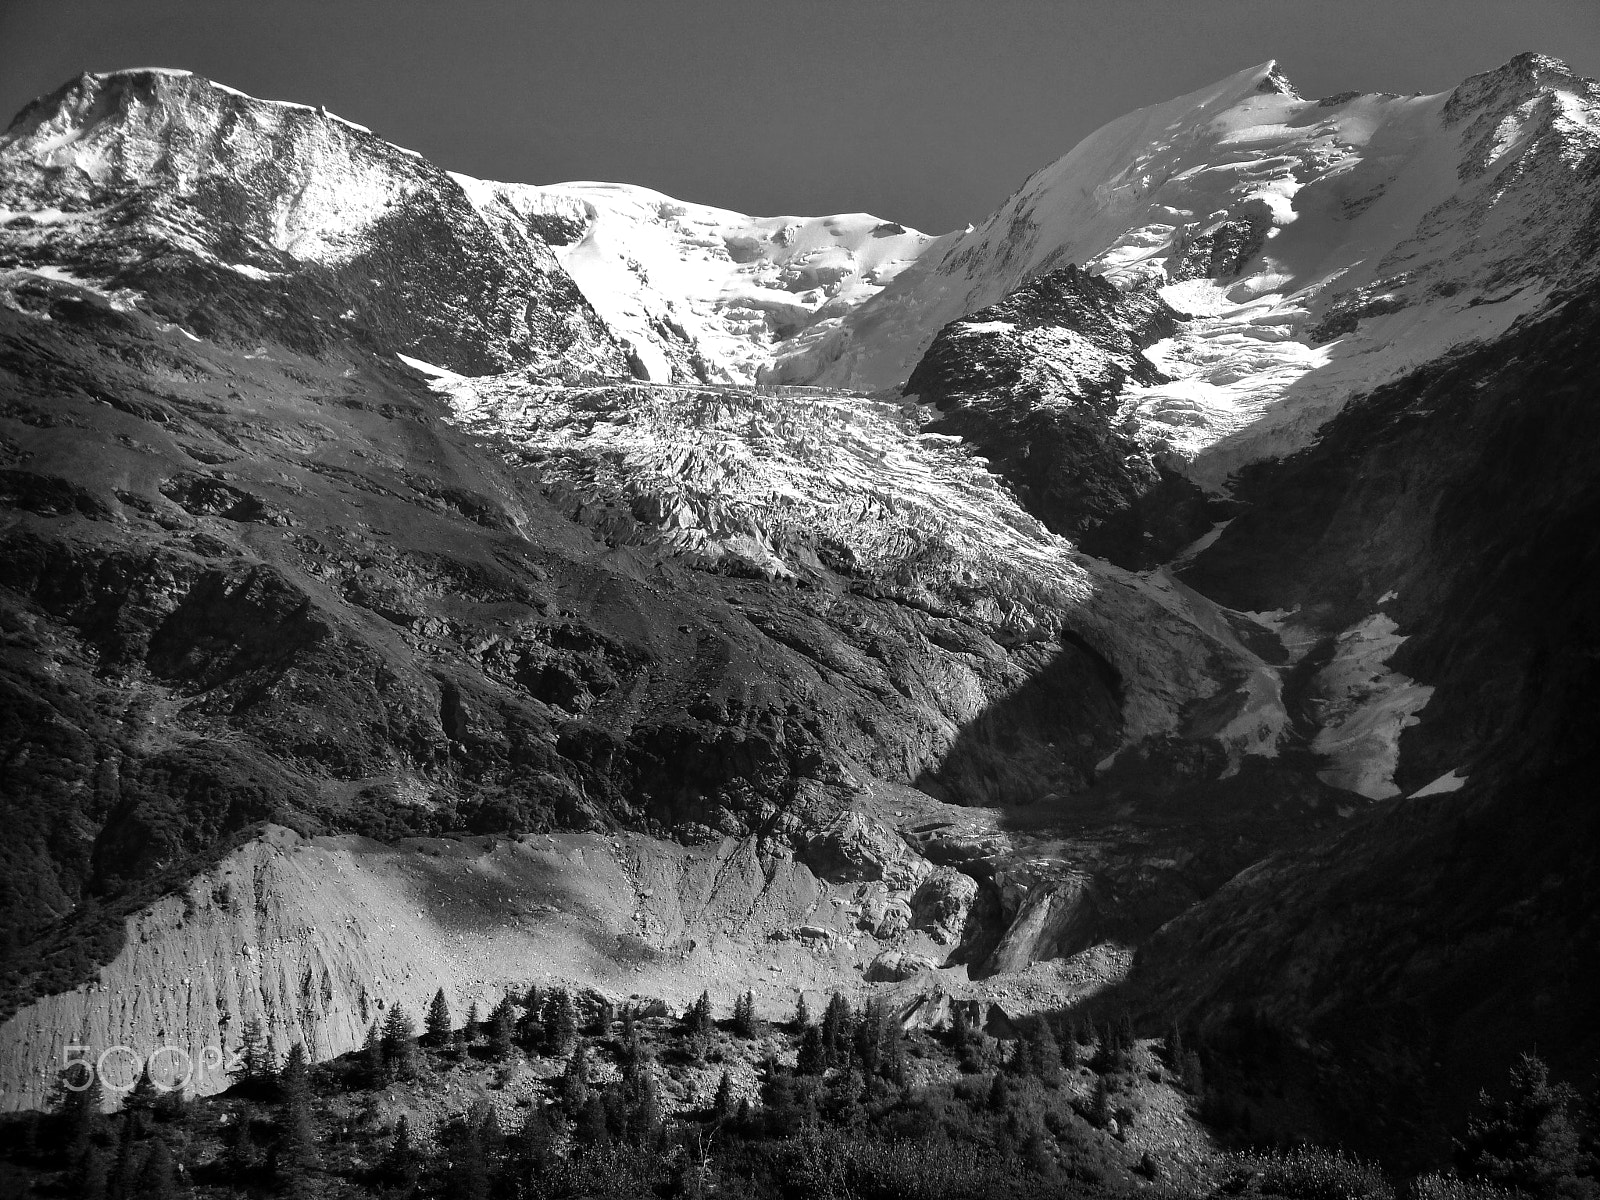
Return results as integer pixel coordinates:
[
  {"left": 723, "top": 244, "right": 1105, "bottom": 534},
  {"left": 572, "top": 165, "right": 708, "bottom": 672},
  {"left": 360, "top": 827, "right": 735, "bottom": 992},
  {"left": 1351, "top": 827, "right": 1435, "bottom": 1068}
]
[
  {"left": 713, "top": 1070, "right": 735, "bottom": 1120},
  {"left": 152, "top": 1081, "right": 187, "bottom": 1124},
  {"left": 489, "top": 995, "right": 517, "bottom": 1061},
  {"left": 71, "top": 1144, "right": 109, "bottom": 1200},
  {"left": 543, "top": 989, "right": 578, "bottom": 1057},
  {"left": 135, "top": 1137, "right": 178, "bottom": 1200},
  {"left": 123, "top": 1062, "right": 160, "bottom": 1133},
  {"left": 1061, "top": 1020, "right": 1080, "bottom": 1070},
  {"left": 465, "top": 1001, "right": 482, "bottom": 1039},
  {"left": 855, "top": 996, "right": 891, "bottom": 1078},
  {"left": 225, "top": 1106, "right": 259, "bottom": 1179},
  {"left": 794, "top": 993, "right": 811, "bottom": 1030},
  {"left": 109, "top": 1116, "right": 136, "bottom": 1200},
  {"left": 382, "top": 1115, "right": 419, "bottom": 1190},
  {"left": 732, "top": 990, "right": 758, "bottom": 1038},
  {"left": 821, "top": 993, "right": 853, "bottom": 1068},
  {"left": 426, "top": 988, "right": 452, "bottom": 1047},
  {"left": 52, "top": 1063, "right": 104, "bottom": 1155},
  {"left": 683, "top": 990, "right": 714, "bottom": 1062},
  {"left": 559, "top": 1039, "right": 592, "bottom": 1115},
  {"left": 513, "top": 1103, "right": 555, "bottom": 1174},
  {"left": 381, "top": 1004, "right": 419, "bottom": 1080},
  {"left": 1165, "top": 1021, "right": 1185, "bottom": 1068},
  {"left": 1027, "top": 1017, "right": 1061, "bottom": 1086},
  {"left": 233, "top": 1017, "right": 275, "bottom": 1094},
  {"left": 1091, "top": 1072, "right": 1112, "bottom": 1127},
  {"left": 517, "top": 993, "right": 545, "bottom": 1051},
  {"left": 685, "top": 991, "right": 714, "bottom": 1037},
  {"left": 796, "top": 1024, "right": 827, "bottom": 1077},
  {"left": 574, "top": 1093, "right": 610, "bottom": 1149},
  {"left": 1457, "top": 1052, "right": 1595, "bottom": 1200},
  {"left": 361, "top": 1020, "right": 386, "bottom": 1087},
  {"left": 276, "top": 1043, "right": 318, "bottom": 1171},
  {"left": 278, "top": 1043, "right": 311, "bottom": 1108},
  {"left": 950, "top": 1002, "right": 974, "bottom": 1049},
  {"left": 446, "top": 1120, "right": 491, "bottom": 1200},
  {"left": 988, "top": 1070, "right": 1012, "bottom": 1112},
  {"left": 1180, "top": 1049, "right": 1204, "bottom": 1095}
]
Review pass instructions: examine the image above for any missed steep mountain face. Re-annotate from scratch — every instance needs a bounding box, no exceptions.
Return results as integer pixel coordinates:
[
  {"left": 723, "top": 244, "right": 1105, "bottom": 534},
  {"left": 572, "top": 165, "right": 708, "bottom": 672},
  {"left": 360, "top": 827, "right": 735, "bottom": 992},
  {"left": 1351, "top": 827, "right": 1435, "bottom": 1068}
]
[
  {"left": 453, "top": 179, "right": 937, "bottom": 385},
  {"left": 781, "top": 55, "right": 1600, "bottom": 487},
  {"left": 902, "top": 264, "right": 1211, "bottom": 568},
  {"left": 1128, "top": 283, "right": 1600, "bottom": 1163},
  {"left": 0, "top": 69, "right": 627, "bottom": 377},
  {"left": 0, "top": 54, "right": 1596, "bottom": 1147}
]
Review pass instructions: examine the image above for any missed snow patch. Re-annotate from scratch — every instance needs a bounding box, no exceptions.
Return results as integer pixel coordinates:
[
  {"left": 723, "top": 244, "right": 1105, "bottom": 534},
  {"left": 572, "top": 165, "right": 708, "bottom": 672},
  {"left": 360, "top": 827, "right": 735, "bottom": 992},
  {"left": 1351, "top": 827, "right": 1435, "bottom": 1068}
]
[{"left": 1410, "top": 769, "right": 1467, "bottom": 797}]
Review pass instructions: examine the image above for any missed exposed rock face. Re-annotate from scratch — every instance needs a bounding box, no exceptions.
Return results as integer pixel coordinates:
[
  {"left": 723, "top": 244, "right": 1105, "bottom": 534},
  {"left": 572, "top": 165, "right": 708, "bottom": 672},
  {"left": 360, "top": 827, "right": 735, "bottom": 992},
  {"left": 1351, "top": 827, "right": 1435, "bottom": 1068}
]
[
  {"left": 0, "top": 70, "right": 626, "bottom": 377},
  {"left": 904, "top": 265, "right": 1212, "bottom": 567}
]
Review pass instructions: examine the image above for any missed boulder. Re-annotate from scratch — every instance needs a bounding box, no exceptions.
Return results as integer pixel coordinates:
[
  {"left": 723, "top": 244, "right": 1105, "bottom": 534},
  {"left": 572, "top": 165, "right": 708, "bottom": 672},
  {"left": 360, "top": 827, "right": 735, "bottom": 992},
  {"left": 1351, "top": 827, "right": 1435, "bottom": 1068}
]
[
  {"left": 910, "top": 867, "right": 979, "bottom": 945},
  {"left": 802, "top": 811, "right": 930, "bottom": 890}
]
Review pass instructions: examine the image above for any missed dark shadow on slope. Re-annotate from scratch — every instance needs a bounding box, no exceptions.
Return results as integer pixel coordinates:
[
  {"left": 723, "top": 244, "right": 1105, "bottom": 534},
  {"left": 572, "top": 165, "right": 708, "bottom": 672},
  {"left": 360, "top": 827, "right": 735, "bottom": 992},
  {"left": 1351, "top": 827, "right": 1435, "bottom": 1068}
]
[{"left": 912, "top": 631, "right": 1123, "bottom": 809}]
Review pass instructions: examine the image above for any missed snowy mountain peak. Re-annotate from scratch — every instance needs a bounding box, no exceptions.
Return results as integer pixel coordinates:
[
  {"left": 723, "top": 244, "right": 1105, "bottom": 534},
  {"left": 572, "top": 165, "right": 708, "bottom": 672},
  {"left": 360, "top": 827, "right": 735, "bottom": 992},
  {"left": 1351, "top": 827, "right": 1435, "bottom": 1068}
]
[
  {"left": 0, "top": 68, "right": 627, "bottom": 375},
  {"left": 451, "top": 176, "right": 938, "bottom": 385}
]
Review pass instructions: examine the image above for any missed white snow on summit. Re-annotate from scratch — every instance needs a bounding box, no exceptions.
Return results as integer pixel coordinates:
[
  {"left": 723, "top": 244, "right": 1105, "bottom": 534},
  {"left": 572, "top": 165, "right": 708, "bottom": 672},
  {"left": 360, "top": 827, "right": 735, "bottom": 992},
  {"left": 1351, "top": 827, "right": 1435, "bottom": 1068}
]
[
  {"left": 452, "top": 177, "right": 937, "bottom": 385},
  {"left": 769, "top": 55, "right": 1600, "bottom": 481}
]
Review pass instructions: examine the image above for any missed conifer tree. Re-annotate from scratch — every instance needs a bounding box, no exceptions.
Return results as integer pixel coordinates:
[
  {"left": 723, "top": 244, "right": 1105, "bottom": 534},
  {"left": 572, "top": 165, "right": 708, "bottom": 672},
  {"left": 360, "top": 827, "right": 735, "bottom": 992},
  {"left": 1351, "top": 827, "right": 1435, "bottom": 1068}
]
[
  {"left": 72, "top": 1144, "right": 109, "bottom": 1200},
  {"left": 821, "top": 993, "right": 853, "bottom": 1068},
  {"left": 713, "top": 1070, "right": 735, "bottom": 1120},
  {"left": 574, "top": 1093, "right": 610, "bottom": 1149},
  {"left": 796, "top": 1024, "right": 827, "bottom": 1077},
  {"left": 136, "top": 1137, "right": 178, "bottom": 1200},
  {"left": 950, "top": 1002, "right": 974, "bottom": 1049},
  {"left": 732, "top": 990, "right": 758, "bottom": 1038},
  {"left": 1091, "top": 1072, "right": 1112, "bottom": 1127},
  {"left": 988, "top": 1070, "right": 1011, "bottom": 1112},
  {"left": 1458, "top": 1052, "right": 1594, "bottom": 1199},
  {"left": 446, "top": 1119, "right": 491, "bottom": 1200},
  {"left": 489, "top": 995, "right": 517, "bottom": 1060},
  {"left": 109, "top": 1116, "right": 136, "bottom": 1200},
  {"left": 225, "top": 1106, "right": 259, "bottom": 1178},
  {"left": 361, "top": 1020, "right": 386, "bottom": 1087},
  {"left": 233, "top": 1017, "right": 275, "bottom": 1093},
  {"left": 543, "top": 989, "right": 578, "bottom": 1057},
  {"left": 685, "top": 991, "right": 714, "bottom": 1037},
  {"left": 382, "top": 1115, "right": 418, "bottom": 1191},
  {"left": 1027, "top": 1017, "right": 1061, "bottom": 1086},
  {"left": 426, "top": 988, "right": 452, "bottom": 1047},
  {"left": 514, "top": 1103, "right": 555, "bottom": 1175},
  {"left": 381, "top": 1004, "right": 419, "bottom": 1080},
  {"left": 52, "top": 1063, "right": 104, "bottom": 1156},
  {"left": 276, "top": 1043, "right": 318, "bottom": 1171},
  {"left": 794, "top": 993, "right": 811, "bottom": 1030},
  {"left": 465, "top": 1001, "right": 481, "bottom": 1039},
  {"left": 559, "top": 1039, "right": 592, "bottom": 1115},
  {"left": 123, "top": 1062, "right": 160, "bottom": 1134}
]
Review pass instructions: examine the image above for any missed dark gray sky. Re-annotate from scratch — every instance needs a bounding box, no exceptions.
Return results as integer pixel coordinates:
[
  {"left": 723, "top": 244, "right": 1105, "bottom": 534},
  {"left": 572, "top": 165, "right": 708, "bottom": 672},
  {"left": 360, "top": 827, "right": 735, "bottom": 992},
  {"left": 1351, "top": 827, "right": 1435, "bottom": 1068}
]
[{"left": 4, "top": 1, "right": 1598, "bottom": 232}]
